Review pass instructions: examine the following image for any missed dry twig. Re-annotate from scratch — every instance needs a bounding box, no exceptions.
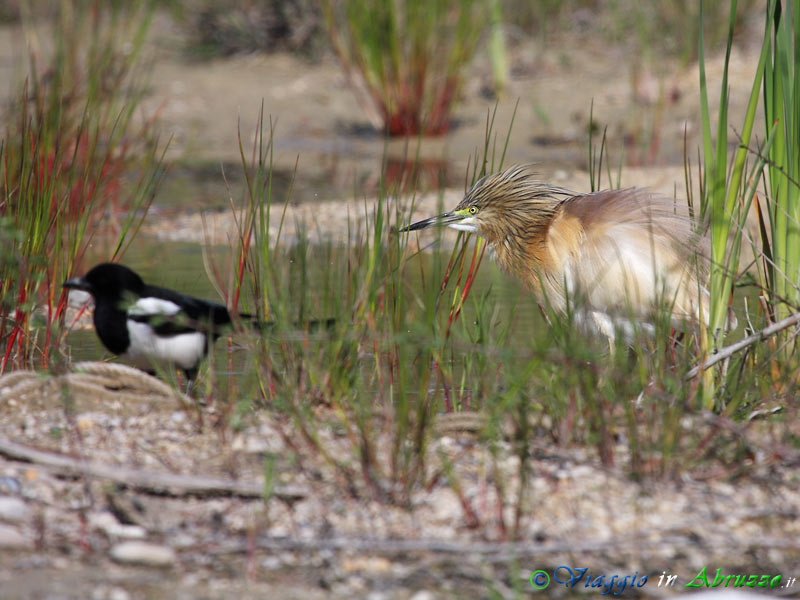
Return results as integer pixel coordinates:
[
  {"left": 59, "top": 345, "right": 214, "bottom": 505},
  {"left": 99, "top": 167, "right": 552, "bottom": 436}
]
[
  {"left": 687, "top": 311, "right": 800, "bottom": 379},
  {"left": 0, "top": 436, "right": 306, "bottom": 501}
]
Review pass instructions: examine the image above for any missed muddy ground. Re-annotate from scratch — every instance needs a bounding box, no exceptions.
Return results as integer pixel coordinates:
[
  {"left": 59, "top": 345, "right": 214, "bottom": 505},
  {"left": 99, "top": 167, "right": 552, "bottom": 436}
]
[{"left": 1, "top": 9, "right": 798, "bottom": 599}]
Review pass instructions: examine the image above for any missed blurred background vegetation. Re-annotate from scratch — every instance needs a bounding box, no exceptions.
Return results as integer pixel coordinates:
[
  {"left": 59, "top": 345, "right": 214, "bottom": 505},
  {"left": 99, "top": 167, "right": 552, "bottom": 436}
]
[{"left": 0, "top": 0, "right": 763, "bottom": 133}]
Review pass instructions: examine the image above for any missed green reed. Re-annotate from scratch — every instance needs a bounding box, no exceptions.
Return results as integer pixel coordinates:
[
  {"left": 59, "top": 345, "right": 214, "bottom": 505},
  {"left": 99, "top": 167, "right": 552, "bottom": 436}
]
[
  {"left": 322, "top": 0, "right": 488, "bottom": 135},
  {"left": 0, "top": 0, "right": 165, "bottom": 372},
  {"left": 760, "top": 1, "right": 800, "bottom": 327}
]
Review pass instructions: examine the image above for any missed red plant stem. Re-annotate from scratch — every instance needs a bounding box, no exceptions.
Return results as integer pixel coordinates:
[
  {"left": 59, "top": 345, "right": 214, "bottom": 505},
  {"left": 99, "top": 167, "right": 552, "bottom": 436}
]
[
  {"left": 427, "top": 76, "right": 457, "bottom": 135},
  {"left": 2, "top": 328, "right": 18, "bottom": 373},
  {"left": 2, "top": 283, "right": 28, "bottom": 372},
  {"left": 440, "top": 369, "right": 452, "bottom": 412},
  {"left": 43, "top": 296, "right": 53, "bottom": 368},
  {"left": 495, "top": 481, "right": 507, "bottom": 540},
  {"left": 0, "top": 308, "right": 6, "bottom": 367},
  {"left": 437, "top": 250, "right": 457, "bottom": 304},
  {"left": 233, "top": 221, "right": 253, "bottom": 311},
  {"left": 444, "top": 244, "right": 470, "bottom": 339},
  {"left": 69, "top": 298, "right": 91, "bottom": 329},
  {"left": 445, "top": 239, "right": 486, "bottom": 339},
  {"left": 458, "top": 241, "right": 487, "bottom": 314}
]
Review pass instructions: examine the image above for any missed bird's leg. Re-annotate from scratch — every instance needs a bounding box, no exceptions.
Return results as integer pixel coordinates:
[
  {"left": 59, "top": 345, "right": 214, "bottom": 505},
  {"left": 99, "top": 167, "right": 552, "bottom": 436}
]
[{"left": 588, "top": 311, "right": 617, "bottom": 354}]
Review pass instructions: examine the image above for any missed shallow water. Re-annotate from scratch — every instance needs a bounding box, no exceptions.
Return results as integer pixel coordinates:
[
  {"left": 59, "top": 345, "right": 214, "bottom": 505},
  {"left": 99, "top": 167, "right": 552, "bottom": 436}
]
[{"left": 67, "top": 235, "right": 545, "bottom": 384}]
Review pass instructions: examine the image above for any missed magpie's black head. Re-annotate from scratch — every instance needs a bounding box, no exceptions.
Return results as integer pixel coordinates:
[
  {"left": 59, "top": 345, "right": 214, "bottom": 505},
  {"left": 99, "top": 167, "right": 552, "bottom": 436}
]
[{"left": 63, "top": 263, "right": 145, "bottom": 300}]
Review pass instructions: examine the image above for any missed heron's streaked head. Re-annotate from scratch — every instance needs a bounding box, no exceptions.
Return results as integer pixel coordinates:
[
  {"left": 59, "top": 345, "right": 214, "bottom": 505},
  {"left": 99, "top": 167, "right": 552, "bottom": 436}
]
[{"left": 400, "top": 165, "right": 573, "bottom": 245}]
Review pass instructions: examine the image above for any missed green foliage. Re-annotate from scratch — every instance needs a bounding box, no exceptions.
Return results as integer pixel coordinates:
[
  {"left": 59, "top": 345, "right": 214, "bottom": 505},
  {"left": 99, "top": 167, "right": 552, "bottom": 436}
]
[
  {"left": 322, "top": 0, "right": 489, "bottom": 135},
  {"left": 695, "top": 0, "right": 771, "bottom": 406},
  {"left": 0, "top": 0, "right": 166, "bottom": 372},
  {"left": 760, "top": 0, "right": 800, "bottom": 324},
  {"left": 694, "top": 0, "right": 800, "bottom": 409}
]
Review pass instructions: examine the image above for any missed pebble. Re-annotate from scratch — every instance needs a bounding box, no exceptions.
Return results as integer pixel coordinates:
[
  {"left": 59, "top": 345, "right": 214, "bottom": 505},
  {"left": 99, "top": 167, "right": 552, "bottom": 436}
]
[
  {"left": 0, "top": 496, "right": 29, "bottom": 523},
  {"left": 410, "top": 592, "right": 436, "bottom": 600},
  {"left": 77, "top": 415, "right": 94, "bottom": 432},
  {"left": 90, "top": 512, "right": 147, "bottom": 539},
  {"left": 261, "top": 555, "right": 283, "bottom": 570},
  {"left": 341, "top": 555, "right": 392, "bottom": 575},
  {"left": 231, "top": 434, "right": 277, "bottom": 454},
  {"left": 170, "top": 532, "right": 197, "bottom": 549},
  {"left": 346, "top": 576, "right": 367, "bottom": 593},
  {"left": 109, "top": 541, "right": 176, "bottom": 567},
  {"left": 0, "top": 476, "right": 21, "bottom": 495},
  {"left": 91, "top": 586, "right": 131, "bottom": 600},
  {"left": 427, "top": 488, "right": 462, "bottom": 523},
  {"left": 0, "top": 524, "right": 28, "bottom": 549}
]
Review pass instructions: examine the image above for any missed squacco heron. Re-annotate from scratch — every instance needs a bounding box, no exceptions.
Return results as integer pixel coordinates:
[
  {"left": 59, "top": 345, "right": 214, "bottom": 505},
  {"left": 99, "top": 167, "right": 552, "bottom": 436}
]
[{"left": 401, "top": 165, "right": 712, "bottom": 341}]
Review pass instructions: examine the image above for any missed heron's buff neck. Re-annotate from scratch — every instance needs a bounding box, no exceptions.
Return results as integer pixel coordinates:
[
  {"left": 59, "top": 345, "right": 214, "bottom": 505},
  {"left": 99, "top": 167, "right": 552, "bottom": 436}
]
[{"left": 481, "top": 197, "right": 563, "bottom": 290}]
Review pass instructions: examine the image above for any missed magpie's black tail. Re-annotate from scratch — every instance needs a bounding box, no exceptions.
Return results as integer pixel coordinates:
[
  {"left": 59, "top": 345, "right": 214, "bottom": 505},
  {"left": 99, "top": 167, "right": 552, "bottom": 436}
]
[{"left": 237, "top": 314, "right": 336, "bottom": 332}]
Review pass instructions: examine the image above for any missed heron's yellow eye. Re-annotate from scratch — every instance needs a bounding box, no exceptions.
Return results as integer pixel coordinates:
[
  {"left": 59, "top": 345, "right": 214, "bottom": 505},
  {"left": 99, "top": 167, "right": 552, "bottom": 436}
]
[{"left": 468, "top": 206, "right": 478, "bottom": 215}]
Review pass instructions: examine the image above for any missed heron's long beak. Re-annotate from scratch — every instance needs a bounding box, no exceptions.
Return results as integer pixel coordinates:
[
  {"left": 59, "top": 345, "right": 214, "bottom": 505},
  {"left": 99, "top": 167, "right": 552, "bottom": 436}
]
[
  {"left": 63, "top": 276, "right": 90, "bottom": 292},
  {"left": 399, "top": 210, "right": 475, "bottom": 233}
]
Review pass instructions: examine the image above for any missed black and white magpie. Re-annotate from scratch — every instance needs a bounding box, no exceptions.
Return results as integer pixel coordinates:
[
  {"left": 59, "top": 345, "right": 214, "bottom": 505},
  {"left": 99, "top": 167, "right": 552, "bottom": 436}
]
[{"left": 64, "top": 262, "right": 256, "bottom": 382}]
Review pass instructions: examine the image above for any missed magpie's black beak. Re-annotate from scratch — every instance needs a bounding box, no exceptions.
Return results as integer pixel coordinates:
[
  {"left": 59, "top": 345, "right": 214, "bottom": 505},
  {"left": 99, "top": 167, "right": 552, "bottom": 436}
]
[{"left": 63, "top": 276, "right": 91, "bottom": 292}]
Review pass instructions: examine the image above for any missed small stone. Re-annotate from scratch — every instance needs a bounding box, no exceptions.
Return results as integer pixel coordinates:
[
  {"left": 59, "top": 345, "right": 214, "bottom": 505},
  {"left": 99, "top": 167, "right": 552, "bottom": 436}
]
[
  {"left": 109, "top": 589, "right": 130, "bottom": 600},
  {"left": 90, "top": 512, "right": 146, "bottom": 539},
  {"left": 0, "top": 476, "right": 21, "bottom": 495},
  {"left": 346, "top": 576, "right": 366, "bottom": 593},
  {"left": 170, "top": 532, "right": 196, "bottom": 549},
  {"left": 0, "top": 496, "right": 30, "bottom": 523},
  {"left": 245, "top": 436, "right": 270, "bottom": 454},
  {"left": 0, "top": 524, "right": 28, "bottom": 549},
  {"left": 261, "top": 555, "right": 282, "bottom": 570},
  {"left": 76, "top": 415, "right": 94, "bottom": 433},
  {"left": 92, "top": 586, "right": 130, "bottom": 600},
  {"left": 341, "top": 555, "right": 392, "bottom": 575},
  {"left": 428, "top": 488, "right": 462, "bottom": 523},
  {"left": 410, "top": 592, "right": 436, "bottom": 600},
  {"left": 109, "top": 541, "right": 175, "bottom": 567}
]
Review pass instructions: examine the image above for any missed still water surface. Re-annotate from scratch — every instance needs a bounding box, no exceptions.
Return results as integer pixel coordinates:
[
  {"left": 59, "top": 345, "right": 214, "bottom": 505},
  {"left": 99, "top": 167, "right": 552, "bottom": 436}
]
[{"left": 67, "top": 237, "right": 545, "bottom": 375}]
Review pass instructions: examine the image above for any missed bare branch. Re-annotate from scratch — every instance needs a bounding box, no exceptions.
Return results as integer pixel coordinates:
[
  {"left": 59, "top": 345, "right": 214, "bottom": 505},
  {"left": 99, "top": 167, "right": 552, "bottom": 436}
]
[
  {"left": 687, "top": 311, "right": 800, "bottom": 379},
  {"left": 0, "top": 437, "right": 306, "bottom": 501}
]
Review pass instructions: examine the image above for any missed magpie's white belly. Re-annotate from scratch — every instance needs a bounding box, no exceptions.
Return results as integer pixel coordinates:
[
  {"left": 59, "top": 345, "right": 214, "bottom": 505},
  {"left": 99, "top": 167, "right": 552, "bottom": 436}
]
[{"left": 123, "top": 319, "right": 207, "bottom": 371}]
